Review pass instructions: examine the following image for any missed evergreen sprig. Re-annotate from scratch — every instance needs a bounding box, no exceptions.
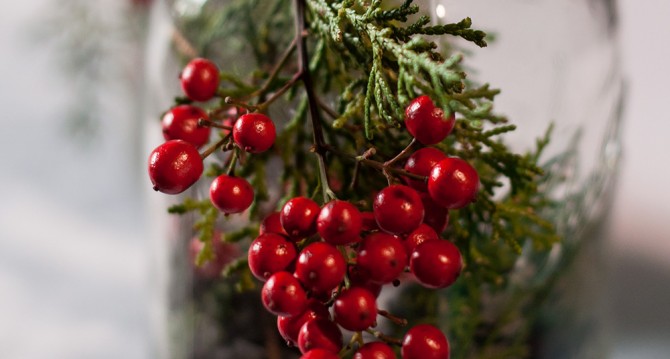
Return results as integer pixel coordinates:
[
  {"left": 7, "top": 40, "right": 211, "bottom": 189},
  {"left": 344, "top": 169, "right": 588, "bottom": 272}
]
[{"left": 163, "top": 1, "right": 565, "bottom": 358}]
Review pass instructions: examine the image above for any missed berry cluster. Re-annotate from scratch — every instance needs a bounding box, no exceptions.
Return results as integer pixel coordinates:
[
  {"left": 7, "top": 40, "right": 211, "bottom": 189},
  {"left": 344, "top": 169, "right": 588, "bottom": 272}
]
[
  {"left": 148, "top": 58, "right": 276, "bottom": 215},
  {"left": 148, "top": 57, "right": 480, "bottom": 358}
]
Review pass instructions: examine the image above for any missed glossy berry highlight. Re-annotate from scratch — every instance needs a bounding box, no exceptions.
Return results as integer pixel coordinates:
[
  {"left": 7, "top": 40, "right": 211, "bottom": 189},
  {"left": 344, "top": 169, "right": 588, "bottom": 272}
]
[
  {"left": 428, "top": 157, "right": 479, "bottom": 209},
  {"left": 403, "top": 147, "right": 446, "bottom": 191},
  {"left": 180, "top": 58, "right": 220, "bottom": 102},
  {"left": 280, "top": 197, "right": 320, "bottom": 240},
  {"left": 161, "top": 105, "right": 211, "bottom": 148},
  {"left": 148, "top": 140, "right": 203, "bottom": 194},
  {"left": 333, "top": 287, "right": 378, "bottom": 331},
  {"left": 404, "top": 95, "right": 456, "bottom": 145},
  {"left": 261, "top": 271, "right": 308, "bottom": 317},
  {"left": 401, "top": 324, "right": 450, "bottom": 359},
  {"left": 232, "top": 113, "right": 276, "bottom": 153},
  {"left": 247, "top": 233, "right": 297, "bottom": 281},
  {"left": 373, "top": 184, "right": 424, "bottom": 235},
  {"left": 294, "top": 242, "right": 346, "bottom": 295},
  {"left": 410, "top": 240, "right": 462, "bottom": 289},
  {"left": 317, "top": 200, "right": 362, "bottom": 245},
  {"left": 209, "top": 174, "right": 254, "bottom": 214}
]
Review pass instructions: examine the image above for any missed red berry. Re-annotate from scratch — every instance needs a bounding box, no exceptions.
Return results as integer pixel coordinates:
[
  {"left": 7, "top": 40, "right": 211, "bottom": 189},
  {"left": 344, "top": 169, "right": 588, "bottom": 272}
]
[
  {"left": 297, "top": 318, "right": 343, "bottom": 354},
  {"left": 357, "top": 232, "right": 408, "bottom": 284},
  {"left": 180, "top": 58, "right": 220, "bottom": 102},
  {"left": 373, "top": 185, "right": 424, "bottom": 235},
  {"left": 404, "top": 95, "right": 455, "bottom": 145},
  {"left": 189, "top": 233, "right": 239, "bottom": 279},
  {"left": 300, "top": 349, "right": 340, "bottom": 359},
  {"left": 259, "top": 211, "right": 289, "bottom": 237},
  {"left": 261, "top": 271, "right": 308, "bottom": 317},
  {"left": 403, "top": 147, "right": 447, "bottom": 191},
  {"left": 428, "top": 157, "right": 479, "bottom": 209},
  {"left": 232, "top": 113, "right": 276, "bottom": 153},
  {"left": 354, "top": 342, "right": 397, "bottom": 359},
  {"left": 277, "top": 299, "right": 330, "bottom": 346},
  {"left": 280, "top": 197, "right": 320, "bottom": 240},
  {"left": 247, "top": 233, "right": 297, "bottom": 281},
  {"left": 209, "top": 174, "right": 254, "bottom": 214},
  {"left": 404, "top": 223, "right": 439, "bottom": 254},
  {"left": 317, "top": 200, "right": 362, "bottom": 245},
  {"left": 419, "top": 192, "right": 449, "bottom": 233},
  {"left": 148, "top": 140, "right": 203, "bottom": 194},
  {"left": 410, "top": 240, "right": 462, "bottom": 289},
  {"left": 401, "top": 324, "right": 450, "bottom": 359},
  {"left": 161, "top": 105, "right": 211, "bottom": 148},
  {"left": 333, "top": 287, "right": 378, "bottom": 331},
  {"left": 294, "top": 242, "right": 346, "bottom": 295}
]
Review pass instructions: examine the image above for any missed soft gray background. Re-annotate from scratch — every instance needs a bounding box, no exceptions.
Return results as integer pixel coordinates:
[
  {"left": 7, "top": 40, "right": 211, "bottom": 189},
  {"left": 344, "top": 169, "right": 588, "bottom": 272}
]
[{"left": 0, "top": 0, "right": 668, "bottom": 358}]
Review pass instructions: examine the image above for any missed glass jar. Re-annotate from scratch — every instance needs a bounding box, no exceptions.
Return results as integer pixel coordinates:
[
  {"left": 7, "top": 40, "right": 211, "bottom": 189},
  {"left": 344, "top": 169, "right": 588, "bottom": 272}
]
[{"left": 144, "top": 1, "right": 623, "bottom": 358}]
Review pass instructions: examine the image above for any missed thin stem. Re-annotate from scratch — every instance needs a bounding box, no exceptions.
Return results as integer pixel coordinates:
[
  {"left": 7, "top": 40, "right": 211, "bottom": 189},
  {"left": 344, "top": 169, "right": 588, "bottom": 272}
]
[
  {"left": 256, "top": 72, "right": 303, "bottom": 112},
  {"left": 294, "top": 0, "right": 334, "bottom": 201},
  {"left": 198, "top": 118, "right": 233, "bottom": 131},
  {"left": 364, "top": 329, "right": 403, "bottom": 346},
  {"left": 378, "top": 309, "right": 408, "bottom": 327},
  {"left": 200, "top": 133, "right": 232, "bottom": 159},
  {"left": 226, "top": 148, "right": 239, "bottom": 175},
  {"left": 384, "top": 138, "right": 417, "bottom": 167},
  {"left": 246, "top": 38, "right": 298, "bottom": 100},
  {"left": 324, "top": 145, "right": 427, "bottom": 182}
]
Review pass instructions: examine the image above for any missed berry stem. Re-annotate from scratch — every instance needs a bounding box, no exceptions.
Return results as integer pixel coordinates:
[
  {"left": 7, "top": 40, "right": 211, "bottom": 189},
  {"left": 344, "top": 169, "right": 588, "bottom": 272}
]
[
  {"left": 246, "top": 37, "right": 298, "bottom": 100},
  {"left": 256, "top": 71, "right": 303, "bottom": 112},
  {"left": 198, "top": 118, "right": 233, "bottom": 131},
  {"left": 364, "top": 329, "right": 403, "bottom": 346},
  {"left": 378, "top": 309, "right": 408, "bottom": 327},
  {"left": 294, "top": 0, "right": 335, "bottom": 201},
  {"left": 226, "top": 148, "right": 239, "bottom": 175},
  {"left": 200, "top": 133, "right": 232, "bottom": 159},
  {"left": 324, "top": 144, "right": 427, "bottom": 182}
]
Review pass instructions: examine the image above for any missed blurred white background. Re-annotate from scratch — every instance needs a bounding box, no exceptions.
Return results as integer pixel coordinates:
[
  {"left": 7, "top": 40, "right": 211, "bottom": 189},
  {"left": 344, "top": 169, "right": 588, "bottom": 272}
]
[{"left": 0, "top": 0, "right": 668, "bottom": 358}]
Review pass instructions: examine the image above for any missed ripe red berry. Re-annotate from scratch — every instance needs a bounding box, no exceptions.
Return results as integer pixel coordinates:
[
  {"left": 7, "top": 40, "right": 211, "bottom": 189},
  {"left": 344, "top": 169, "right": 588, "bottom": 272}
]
[
  {"left": 401, "top": 324, "right": 450, "bottom": 359},
  {"left": 261, "top": 271, "right": 308, "bottom": 317},
  {"left": 161, "top": 105, "right": 211, "bottom": 148},
  {"left": 247, "top": 233, "right": 297, "bottom": 281},
  {"left": 280, "top": 197, "right": 320, "bottom": 240},
  {"left": 373, "top": 185, "right": 424, "bottom": 235},
  {"left": 300, "top": 349, "right": 340, "bottom": 359},
  {"left": 259, "top": 211, "right": 289, "bottom": 237},
  {"left": 404, "top": 95, "right": 456, "bottom": 145},
  {"left": 419, "top": 192, "right": 449, "bottom": 233},
  {"left": 333, "top": 287, "right": 378, "bottom": 331},
  {"left": 148, "top": 140, "right": 203, "bottom": 194},
  {"left": 232, "top": 113, "right": 276, "bottom": 153},
  {"left": 428, "top": 157, "right": 479, "bottom": 209},
  {"left": 404, "top": 223, "right": 439, "bottom": 254},
  {"left": 317, "top": 200, "right": 362, "bottom": 245},
  {"left": 297, "top": 318, "right": 343, "bottom": 354},
  {"left": 180, "top": 58, "right": 220, "bottom": 101},
  {"left": 353, "top": 342, "right": 397, "bottom": 359},
  {"left": 403, "top": 147, "right": 447, "bottom": 191},
  {"left": 209, "top": 174, "right": 254, "bottom": 214},
  {"left": 294, "top": 242, "right": 346, "bottom": 295},
  {"left": 410, "top": 240, "right": 462, "bottom": 289},
  {"left": 356, "top": 232, "right": 408, "bottom": 284},
  {"left": 277, "top": 299, "right": 330, "bottom": 346}
]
